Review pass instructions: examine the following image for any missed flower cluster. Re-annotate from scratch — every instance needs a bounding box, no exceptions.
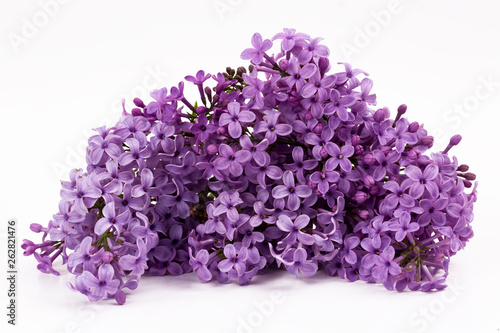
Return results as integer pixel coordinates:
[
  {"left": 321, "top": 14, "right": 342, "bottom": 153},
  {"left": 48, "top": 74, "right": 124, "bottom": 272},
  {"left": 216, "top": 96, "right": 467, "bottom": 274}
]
[{"left": 25, "top": 28, "right": 477, "bottom": 304}]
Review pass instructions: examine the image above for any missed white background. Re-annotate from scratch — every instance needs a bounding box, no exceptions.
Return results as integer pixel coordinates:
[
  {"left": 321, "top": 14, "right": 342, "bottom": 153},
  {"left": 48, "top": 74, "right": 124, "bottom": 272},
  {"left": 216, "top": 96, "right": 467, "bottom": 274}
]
[{"left": 1, "top": 0, "right": 499, "bottom": 332}]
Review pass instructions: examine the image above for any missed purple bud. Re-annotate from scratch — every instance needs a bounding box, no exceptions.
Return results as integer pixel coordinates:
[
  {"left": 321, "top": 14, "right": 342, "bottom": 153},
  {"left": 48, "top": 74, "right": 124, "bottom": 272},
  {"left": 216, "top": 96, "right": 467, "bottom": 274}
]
[
  {"left": 304, "top": 111, "right": 313, "bottom": 120},
  {"left": 279, "top": 59, "right": 289, "bottom": 71},
  {"left": 133, "top": 98, "right": 145, "bottom": 108},
  {"left": 463, "top": 179, "right": 472, "bottom": 188},
  {"left": 408, "top": 121, "right": 419, "bottom": 133},
  {"left": 358, "top": 210, "right": 369, "bottom": 220},
  {"left": 206, "top": 144, "right": 218, "bottom": 155},
  {"left": 313, "top": 123, "right": 323, "bottom": 135},
  {"left": 101, "top": 251, "right": 114, "bottom": 264},
  {"left": 30, "top": 223, "right": 44, "bottom": 233},
  {"left": 374, "top": 109, "right": 385, "bottom": 123},
  {"left": 406, "top": 149, "right": 419, "bottom": 160},
  {"left": 460, "top": 172, "right": 476, "bottom": 181},
  {"left": 320, "top": 147, "right": 329, "bottom": 159},
  {"left": 355, "top": 145, "right": 364, "bottom": 155},
  {"left": 457, "top": 164, "right": 469, "bottom": 172},
  {"left": 318, "top": 57, "right": 330, "bottom": 76},
  {"left": 421, "top": 136, "right": 434, "bottom": 148},
  {"left": 363, "top": 153, "right": 376, "bottom": 165},
  {"left": 369, "top": 185, "right": 379, "bottom": 196},
  {"left": 353, "top": 191, "right": 369, "bottom": 204},
  {"left": 351, "top": 135, "right": 360, "bottom": 146},
  {"left": 216, "top": 126, "right": 226, "bottom": 136},
  {"left": 450, "top": 134, "right": 462, "bottom": 146},
  {"left": 397, "top": 104, "right": 407, "bottom": 116},
  {"left": 204, "top": 86, "right": 212, "bottom": 100},
  {"left": 131, "top": 108, "right": 143, "bottom": 117},
  {"left": 196, "top": 106, "right": 208, "bottom": 114},
  {"left": 363, "top": 175, "right": 375, "bottom": 187}
]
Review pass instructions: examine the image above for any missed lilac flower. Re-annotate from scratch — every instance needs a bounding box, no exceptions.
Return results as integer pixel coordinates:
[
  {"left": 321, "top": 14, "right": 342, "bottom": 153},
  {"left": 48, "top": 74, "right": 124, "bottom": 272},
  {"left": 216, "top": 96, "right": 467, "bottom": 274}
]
[
  {"left": 81, "top": 264, "right": 120, "bottom": 300},
  {"left": 214, "top": 144, "right": 251, "bottom": 177},
  {"left": 254, "top": 110, "right": 292, "bottom": 144},
  {"left": 284, "top": 147, "right": 318, "bottom": 184},
  {"left": 372, "top": 150, "right": 400, "bottom": 181},
  {"left": 189, "top": 249, "right": 212, "bottom": 282},
  {"left": 213, "top": 191, "right": 243, "bottom": 222},
  {"left": 219, "top": 102, "right": 255, "bottom": 138},
  {"left": 284, "top": 248, "right": 318, "bottom": 277},
  {"left": 387, "top": 118, "right": 418, "bottom": 153},
  {"left": 282, "top": 58, "right": 317, "bottom": 91},
  {"left": 373, "top": 246, "right": 401, "bottom": 281},
  {"left": 272, "top": 171, "right": 312, "bottom": 210},
  {"left": 310, "top": 169, "right": 339, "bottom": 195},
  {"left": 276, "top": 214, "right": 314, "bottom": 245},
  {"left": 272, "top": 28, "right": 310, "bottom": 52},
  {"left": 382, "top": 181, "right": 414, "bottom": 210},
  {"left": 239, "top": 135, "right": 269, "bottom": 166},
  {"left": 418, "top": 198, "right": 448, "bottom": 226},
  {"left": 118, "top": 137, "right": 152, "bottom": 169},
  {"left": 119, "top": 238, "right": 148, "bottom": 276},
  {"left": 94, "top": 202, "right": 131, "bottom": 235},
  {"left": 387, "top": 212, "right": 419, "bottom": 242},
  {"left": 323, "top": 89, "right": 356, "bottom": 121},
  {"left": 158, "top": 179, "right": 198, "bottom": 219},
  {"left": 60, "top": 179, "right": 101, "bottom": 214},
  {"left": 404, "top": 163, "right": 439, "bottom": 198},
  {"left": 325, "top": 143, "right": 354, "bottom": 172},
  {"left": 218, "top": 244, "right": 248, "bottom": 276},
  {"left": 301, "top": 72, "right": 336, "bottom": 98},
  {"left": 240, "top": 33, "right": 273, "bottom": 65}
]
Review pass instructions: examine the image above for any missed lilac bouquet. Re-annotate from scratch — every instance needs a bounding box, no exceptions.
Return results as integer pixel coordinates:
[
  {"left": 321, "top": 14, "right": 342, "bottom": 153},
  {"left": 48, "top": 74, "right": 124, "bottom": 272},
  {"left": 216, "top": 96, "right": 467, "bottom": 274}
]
[{"left": 24, "top": 29, "right": 477, "bottom": 304}]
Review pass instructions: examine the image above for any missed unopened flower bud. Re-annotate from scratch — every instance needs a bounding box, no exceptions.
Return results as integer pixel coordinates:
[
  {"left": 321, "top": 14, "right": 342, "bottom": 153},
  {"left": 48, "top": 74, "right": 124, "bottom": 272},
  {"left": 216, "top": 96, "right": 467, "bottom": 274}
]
[
  {"left": 355, "top": 145, "right": 364, "bottom": 155},
  {"left": 450, "top": 134, "right": 462, "bottom": 146},
  {"left": 363, "top": 153, "right": 376, "bottom": 165},
  {"left": 406, "top": 149, "right": 419, "bottom": 160},
  {"left": 374, "top": 109, "right": 385, "bottom": 123},
  {"left": 457, "top": 164, "right": 469, "bottom": 172},
  {"left": 313, "top": 123, "right": 323, "bottom": 134},
  {"left": 196, "top": 106, "right": 208, "bottom": 114},
  {"left": 216, "top": 126, "right": 226, "bottom": 136},
  {"left": 30, "top": 223, "right": 44, "bottom": 233},
  {"left": 279, "top": 59, "right": 289, "bottom": 71},
  {"left": 354, "top": 191, "right": 369, "bottom": 204},
  {"left": 304, "top": 111, "right": 313, "bottom": 120},
  {"left": 204, "top": 86, "right": 212, "bottom": 100},
  {"left": 320, "top": 147, "right": 329, "bottom": 159},
  {"left": 101, "top": 251, "right": 114, "bottom": 264},
  {"left": 369, "top": 185, "right": 379, "bottom": 195},
  {"left": 133, "top": 98, "right": 145, "bottom": 108},
  {"left": 358, "top": 210, "right": 370, "bottom": 219},
  {"left": 408, "top": 121, "right": 419, "bottom": 133},
  {"left": 318, "top": 57, "right": 330, "bottom": 76},
  {"left": 364, "top": 175, "right": 375, "bottom": 187},
  {"left": 206, "top": 144, "right": 218, "bottom": 155},
  {"left": 421, "top": 136, "right": 434, "bottom": 148},
  {"left": 131, "top": 108, "right": 143, "bottom": 117},
  {"left": 351, "top": 135, "right": 360, "bottom": 146}
]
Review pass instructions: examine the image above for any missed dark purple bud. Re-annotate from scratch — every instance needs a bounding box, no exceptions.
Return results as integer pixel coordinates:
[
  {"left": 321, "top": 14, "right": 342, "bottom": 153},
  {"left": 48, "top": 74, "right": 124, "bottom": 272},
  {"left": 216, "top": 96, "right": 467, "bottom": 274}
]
[
  {"left": 463, "top": 179, "right": 472, "bottom": 188},
  {"left": 397, "top": 104, "right": 407, "bottom": 116},
  {"left": 408, "top": 121, "right": 419, "bottom": 133},
  {"left": 460, "top": 172, "right": 476, "bottom": 181},
  {"left": 369, "top": 185, "right": 379, "bottom": 195},
  {"left": 133, "top": 98, "right": 145, "bottom": 108},
  {"left": 131, "top": 108, "right": 143, "bottom": 117},
  {"left": 304, "top": 111, "right": 313, "bottom": 120},
  {"left": 355, "top": 145, "right": 364, "bottom": 155},
  {"left": 443, "top": 134, "right": 462, "bottom": 154},
  {"left": 421, "top": 136, "right": 434, "bottom": 147},
  {"left": 212, "top": 94, "right": 220, "bottom": 104},
  {"left": 353, "top": 191, "right": 369, "bottom": 204},
  {"left": 358, "top": 210, "right": 370, "bottom": 220},
  {"left": 363, "top": 175, "right": 375, "bottom": 187},
  {"left": 101, "top": 251, "right": 114, "bottom": 264},
  {"left": 351, "top": 135, "right": 360, "bottom": 146},
  {"left": 279, "top": 59, "right": 289, "bottom": 71},
  {"left": 363, "top": 153, "right": 375, "bottom": 165},
  {"left": 196, "top": 106, "right": 208, "bottom": 114},
  {"left": 313, "top": 123, "right": 323, "bottom": 135},
  {"left": 457, "top": 164, "right": 469, "bottom": 172},
  {"left": 204, "top": 86, "right": 212, "bottom": 100},
  {"left": 318, "top": 57, "right": 330, "bottom": 76}
]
